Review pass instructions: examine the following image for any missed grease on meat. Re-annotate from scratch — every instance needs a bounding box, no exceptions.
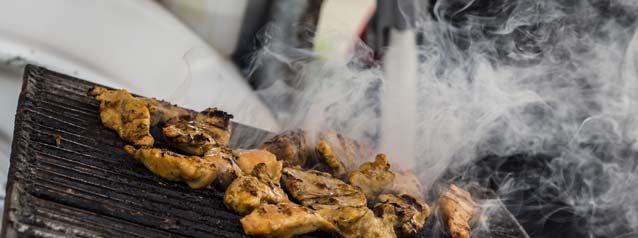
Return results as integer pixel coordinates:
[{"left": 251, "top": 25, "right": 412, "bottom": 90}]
[
  {"left": 162, "top": 108, "right": 233, "bottom": 155},
  {"left": 224, "top": 163, "right": 289, "bottom": 214},
  {"left": 90, "top": 86, "right": 154, "bottom": 147},
  {"left": 240, "top": 203, "right": 336, "bottom": 238},
  {"left": 315, "top": 129, "right": 373, "bottom": 178},
  {"left": 317, "top": 206, "right": 396, "bottom": 238}
]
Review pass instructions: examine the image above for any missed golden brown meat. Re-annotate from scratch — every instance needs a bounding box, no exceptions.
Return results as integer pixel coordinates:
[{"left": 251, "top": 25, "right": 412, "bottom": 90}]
[
  {"left": 236, "top": 149, "right": 283, "bottom": 185},
  {"left": 162, "top": 108, "right": 233, "bottom": 155},
  {"left": 260, "top": 129, "right": 310, "bottom": 168},
  {"left": 316, "top": 206, "right": 396, "bottom": 238},
  {"left": 348, "top": 154, "right": 395, "bottom": 203},
  {"left": 123, "top": 146, "right": 217, "bottom": 189},
  {"left": 139, "top": 98, "right": 195, "bottom": 126},
  {"left": 203, "top": 146, "right": 243, "bottom": 188},
  {"left": 439, "top": 184, "right": 478, "bottom": 238},
  {"left": 89, "top": 87, "right": 154, "bottom": 147},
  {"left": 373, "top": 193, "right": 430, "bottom": 236},
  {"left": 281, "top": 168, "right": 367, "bottom": 210},
  {"left": 224, "top": 163, "right": 289, "bottom": 214},
  {"left": 315, "top": 129, "right": 373, "bottom": 178},
  {"left": 240, "top": 203, "right": 336, "bottom": 238}
]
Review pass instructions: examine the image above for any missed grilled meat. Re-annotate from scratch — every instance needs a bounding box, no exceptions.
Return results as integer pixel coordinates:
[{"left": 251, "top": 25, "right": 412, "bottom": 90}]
[
  {"left": 348, "top": 154, "right": 395, "bottom": 203},
  {"left": 203, "top": 146, "right": 243, "bottom": 188},
  {"left": 89, "top": 86, "right": 154, "bottom": 147},
  {"left": 374, "top": 193, "right": 430, "bottom": 236},
  {"left": 124, "top": 145, "right": 219, "bottom": 189},
  {"left": 260, "top": 129, "right": 310, "bottom": 168},
  {"left": 439, "top": 184, "right": 477, "bottom": 238},
  {"left": 315, "top": 129, "right": 373, "bottom": 178},
  {"left": 317, "top": 206, "right": 396, "bottom": 238},
  {"left": 236, "top": 149, "right": 283, "bottom": 185},
  {"left": 224, "top": 163, "right": 289, "bottom": 214},
  {"left": 281, "top": 168, "right": 366, "bottom": 210},
  {"left": 162, "top": 108, "right": 232, "bottom": 155},
  {"left": 240, "top": 203, "right": 336, "bottom": 238},
  {"left": 139, "top": 98, "right": 195, "bottom": 126}
]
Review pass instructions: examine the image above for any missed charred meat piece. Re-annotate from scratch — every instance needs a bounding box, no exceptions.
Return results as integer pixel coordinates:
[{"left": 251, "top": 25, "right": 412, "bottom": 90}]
[
  {"left": 315, "top": 129, "right": 373, "bottom": 178},
  {"left": 260, "top": 129, "right": 310, "bottom": 168},
  {"left": 373, "top": 193, "right": 430, "bottom": 236},
  {"left": 236, "top": 149, "right": 283, "bottom": 185},
  {"left": 388, "top": 170, "right": 424, "bottom": 199},
  {"left": 224, "top": 163, "right": 289, "bottom": 214},
  {"left": 281, "top": 168, "right": 367, "bottom": 210},
  {"left": 124, "top": 145, "right": 219, "bottom": 189},
  {"left": 139, "top": 98, "right": 195, "bottom": 126},
  {"left": 439, "top": 184, "right": 478, "bottom": 238},
  {"left": 316, "top": 206, "right": 396, "bottom": 238},
  {"left": 241, "top": 203, "right": 336, "bottom": 238},
  {"left": 162, "top": 108, "right": 233, "bottom": 155},
  {"left": 348, "top": 154, "right": 395, "bottom": 202},
  {"left": 203, "top": 146, "right": 243, "bottom": 188},
  {"left": 89, "top": 86, "right": 154, "bottom": 147}
]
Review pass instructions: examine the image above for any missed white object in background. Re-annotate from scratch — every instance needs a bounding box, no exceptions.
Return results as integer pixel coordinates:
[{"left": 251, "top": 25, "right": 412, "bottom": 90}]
[
  {"left": 160, "top": 0, "right": 249, "bottom": 56},
  {"left": 0, "top": 0, "right": 279, "bottom": 132},
  {"left": 313, "top": 0, "right": 376, "bottom": 62}
]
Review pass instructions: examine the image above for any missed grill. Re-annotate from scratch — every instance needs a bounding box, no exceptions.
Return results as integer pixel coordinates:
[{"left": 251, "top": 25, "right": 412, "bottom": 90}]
[{"left": 1, "top": 65, "right": 528, "bottom": 238}]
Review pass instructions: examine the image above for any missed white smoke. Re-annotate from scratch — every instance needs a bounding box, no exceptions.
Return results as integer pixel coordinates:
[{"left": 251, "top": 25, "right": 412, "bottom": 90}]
[{"left": 251, "top": 0, "right": 638, "bottom": 236}]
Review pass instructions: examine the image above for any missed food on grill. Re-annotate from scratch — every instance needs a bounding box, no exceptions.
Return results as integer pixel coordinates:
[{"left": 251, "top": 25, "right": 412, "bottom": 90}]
[
  {"left": 315, "top": 129, "right": 373, "bottom": 178},
  {"left": 90, "top": 87, "right": 480, "bottom": 238},
  {"left": 317, "top": 206, "right": 396, "bottom": 238},
  {"left": 123, "top": 145, "right": 217, "bottom": 189},
  {"left": 315, "top": 140, "right": 346, "bottom": 178},
  {"left": 348, "top": 154, "right": 395, "bottom": 202},
  {"left": 236, "top": 149, "right": 283, "bottom": 185},
  {"left": 260, "top": 129, "right": 310, "bottom": 168},
  {"left": 224, "top": 163, "right": 289, "bottom": 214},
  {"left": 203, "top": 146, "right": 243, "bottom": 188},
  {"left": 440, "top": 184, "right": 478, "bottom": 238},
  {"left": 373, "top": 192, "right": 430, "bottom": 236},
  {"left": 240, "top": 203, "right": 336, "bottom": 238},
  {"left": 140, "top": 98, "right": 195, "bottom": 126},
  {"left": 281, "top": 167, "right": 367, "bottom": 209},
  {"left": 89, "top": 86, "right": 154, "bottom": 147}
]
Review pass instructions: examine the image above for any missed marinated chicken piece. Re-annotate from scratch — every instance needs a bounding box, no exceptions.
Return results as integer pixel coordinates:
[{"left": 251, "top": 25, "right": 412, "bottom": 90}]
[
  {"left": 388, "top": 171, "right": 424, "bottom": 199},
  {"left": 236, "top": 149, "right": 283, "bottom": 185},
  {"left": 316, "top": 206, "right": 396, "bottom": 238},
  {"left": 203, "top": 146, "right": 243, "bottom": 188},
  {"left": 315, "top": 129, "right": 373, "bottom": 178},
  {"left": 260, "top": 129, "right": 310, "bottom": 167},
  {"left": 348, "top": 154, "right": 395, "bottom": 202},
  {"left": 224, "top": 163, "right": 289, "bottom": 214},
  {"left": 139, "top": 98, "right": 195, "bottom": 126},
  {"left": 162, "top": 108, "right": 233, "bottom": 155},
  {"left": 315, "top": 141, "right": 346, "bottom": 178},
  {"left": 123, "top": 145, "right": 218, "bottom": 189},
  {"left": 89, "top": 86, "right": 154, "bottom": 147},
  {"left": 439, "top": 184, "right": 478, "bottom": 238},
  {"left": 281, "top": 168, "right": 367, "bottom": 210},
  {"left": 373, "top": 193, "right": 430, "bottom": 236},
  {"left": 241, "top": 203, "right": 336, "bottom": 238}
]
